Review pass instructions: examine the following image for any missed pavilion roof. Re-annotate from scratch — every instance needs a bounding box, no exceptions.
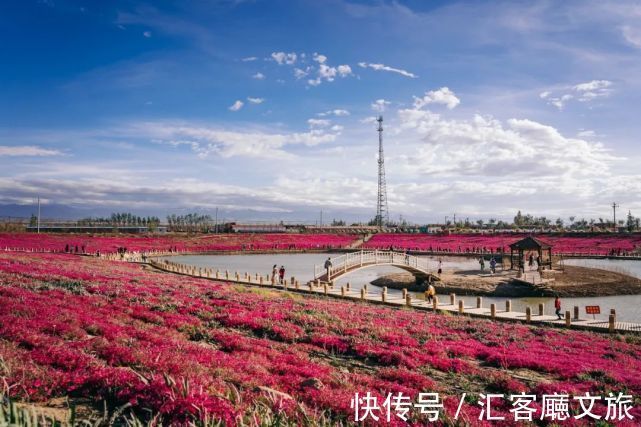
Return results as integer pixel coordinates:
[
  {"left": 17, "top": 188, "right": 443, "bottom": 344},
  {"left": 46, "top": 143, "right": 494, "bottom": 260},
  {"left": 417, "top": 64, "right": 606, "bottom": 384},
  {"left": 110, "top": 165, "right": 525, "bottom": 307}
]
[{"left": 509, "top": 235, "right": 552, "bottom": 250}]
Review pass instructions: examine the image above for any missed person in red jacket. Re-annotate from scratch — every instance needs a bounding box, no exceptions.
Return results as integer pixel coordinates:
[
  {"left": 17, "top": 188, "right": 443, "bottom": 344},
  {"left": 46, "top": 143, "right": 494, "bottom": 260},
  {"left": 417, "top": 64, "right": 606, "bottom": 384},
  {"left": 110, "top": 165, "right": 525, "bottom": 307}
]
[{"left": 554, "top": 296, "right": 562, "bottom": 320}]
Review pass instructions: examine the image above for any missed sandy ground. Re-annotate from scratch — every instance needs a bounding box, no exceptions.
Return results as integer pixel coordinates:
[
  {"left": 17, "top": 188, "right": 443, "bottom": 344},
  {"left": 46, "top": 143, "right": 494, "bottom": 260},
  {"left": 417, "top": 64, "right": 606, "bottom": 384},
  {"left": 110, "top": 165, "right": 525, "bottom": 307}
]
[{"left": 371, "top": 265, "right": 641, "bottom": 297}]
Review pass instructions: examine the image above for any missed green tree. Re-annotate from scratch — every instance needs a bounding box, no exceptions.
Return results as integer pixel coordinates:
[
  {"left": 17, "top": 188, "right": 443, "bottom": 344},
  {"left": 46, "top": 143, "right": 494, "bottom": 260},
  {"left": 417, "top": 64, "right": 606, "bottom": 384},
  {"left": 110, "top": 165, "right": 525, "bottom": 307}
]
[{"left": 514, "top": 211, "right": 524, "bottom": 227}]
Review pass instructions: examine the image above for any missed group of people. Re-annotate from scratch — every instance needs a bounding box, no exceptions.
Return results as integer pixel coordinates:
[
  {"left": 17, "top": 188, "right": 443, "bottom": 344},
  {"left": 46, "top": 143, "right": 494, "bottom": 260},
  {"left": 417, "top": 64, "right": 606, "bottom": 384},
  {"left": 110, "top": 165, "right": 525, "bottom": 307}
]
[
  {"left": 385, "top": 245, "right": 506, "bottom": 254},
  {"left": 478, "top": 257, "right": 498, "bottom": 274},
  {"left": 64, "top": 244, "right": 85, "bottom": 254},
  {"left": 271, "top": 264, "right": 286, "bottom": 284},
  {"left": 526, "top": 254, "right": 542, "bottom": 271}
]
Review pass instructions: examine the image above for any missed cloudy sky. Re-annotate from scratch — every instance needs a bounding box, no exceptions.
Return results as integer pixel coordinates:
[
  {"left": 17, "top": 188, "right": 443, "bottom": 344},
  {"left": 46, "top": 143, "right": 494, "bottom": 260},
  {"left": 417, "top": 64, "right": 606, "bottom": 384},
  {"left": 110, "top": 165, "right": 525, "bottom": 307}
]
[{"left": 1, "top": 0, "right": 641, "bottom": 222}]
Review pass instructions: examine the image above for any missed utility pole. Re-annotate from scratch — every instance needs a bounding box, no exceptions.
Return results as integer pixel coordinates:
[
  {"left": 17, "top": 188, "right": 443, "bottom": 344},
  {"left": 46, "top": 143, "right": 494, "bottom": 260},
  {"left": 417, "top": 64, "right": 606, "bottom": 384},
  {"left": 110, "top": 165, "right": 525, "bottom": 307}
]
[
  {"left": 214, "top": 207, "right": 218, "bottom": 233},
  {"left": 612, "top": 202, "right": 619, "bottom": 231},
  {"left": 320, "top": 209, "right": 323, "bottom": 227},
  {"left": 375, "top": 116, "right": 389, "bottom": 228},
  {"left": 37, "top": 197, "right": 40, "bottom": 234}
]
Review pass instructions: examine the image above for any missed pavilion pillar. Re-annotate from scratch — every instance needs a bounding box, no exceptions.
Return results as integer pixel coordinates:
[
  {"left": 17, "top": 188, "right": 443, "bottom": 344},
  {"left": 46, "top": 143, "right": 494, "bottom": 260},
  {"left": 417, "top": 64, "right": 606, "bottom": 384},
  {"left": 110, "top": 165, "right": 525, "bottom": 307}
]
[{"left": 510, "top": 248, "right": 514, "bottom": 270}]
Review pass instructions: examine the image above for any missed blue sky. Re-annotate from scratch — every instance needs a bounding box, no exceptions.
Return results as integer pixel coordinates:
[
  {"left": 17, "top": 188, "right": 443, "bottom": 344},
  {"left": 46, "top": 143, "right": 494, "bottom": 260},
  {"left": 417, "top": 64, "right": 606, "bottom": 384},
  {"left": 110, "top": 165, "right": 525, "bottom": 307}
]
[{"left": 1, "top": 0, "right": 641, "bottom": 222}]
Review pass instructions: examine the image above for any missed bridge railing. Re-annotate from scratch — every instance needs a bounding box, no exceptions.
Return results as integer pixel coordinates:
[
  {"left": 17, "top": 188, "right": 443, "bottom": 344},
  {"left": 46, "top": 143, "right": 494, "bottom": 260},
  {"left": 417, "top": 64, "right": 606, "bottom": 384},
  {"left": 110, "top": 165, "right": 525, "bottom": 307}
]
[{"left": 314, "top": 250, "right": 431, "bottom": 280}]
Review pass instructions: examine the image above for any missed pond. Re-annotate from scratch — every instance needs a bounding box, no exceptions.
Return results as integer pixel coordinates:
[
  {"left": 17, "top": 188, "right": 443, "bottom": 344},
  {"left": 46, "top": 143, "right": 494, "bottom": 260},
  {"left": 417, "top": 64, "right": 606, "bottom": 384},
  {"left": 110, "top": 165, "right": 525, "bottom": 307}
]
[{"left": 162, "top": 253, "right": 641, "bottom": 323}]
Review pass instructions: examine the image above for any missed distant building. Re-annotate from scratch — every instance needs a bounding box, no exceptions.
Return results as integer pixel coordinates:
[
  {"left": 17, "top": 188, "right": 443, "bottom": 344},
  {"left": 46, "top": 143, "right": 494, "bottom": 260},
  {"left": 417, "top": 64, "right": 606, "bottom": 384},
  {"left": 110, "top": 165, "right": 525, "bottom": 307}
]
[{"left": 229, "top": 223, "right": 287, "bottom": 233}]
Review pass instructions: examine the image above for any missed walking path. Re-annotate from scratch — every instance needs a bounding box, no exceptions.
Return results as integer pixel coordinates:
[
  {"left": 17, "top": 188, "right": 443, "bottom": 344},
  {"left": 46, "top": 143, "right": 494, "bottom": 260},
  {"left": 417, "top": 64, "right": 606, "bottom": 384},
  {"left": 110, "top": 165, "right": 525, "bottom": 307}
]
[{"left": 148, "top": 258, "right": 641, "bottom": 335}]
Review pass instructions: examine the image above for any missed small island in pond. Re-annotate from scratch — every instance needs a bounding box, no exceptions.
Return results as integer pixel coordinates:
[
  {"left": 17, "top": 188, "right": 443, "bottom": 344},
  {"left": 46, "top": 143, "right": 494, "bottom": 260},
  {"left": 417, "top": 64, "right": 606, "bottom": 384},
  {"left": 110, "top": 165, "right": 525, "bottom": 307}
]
[{"left": 372, "top": 264, "right": 641, "bottom": 297}]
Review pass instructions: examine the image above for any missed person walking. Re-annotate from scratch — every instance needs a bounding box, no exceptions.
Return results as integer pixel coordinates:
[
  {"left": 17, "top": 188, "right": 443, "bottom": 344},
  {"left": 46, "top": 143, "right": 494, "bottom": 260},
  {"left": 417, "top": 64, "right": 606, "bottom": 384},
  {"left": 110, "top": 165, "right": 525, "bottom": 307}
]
[
  {"left": 555, "top": 296, "right": 563, "bottom": 320},
  {"left": 324, "top": 257, "right": 333, "bottom": 280},
  {"left": 528, "top": 254, "right": 535, "bottom": 271},
  {"left": 278, "top": 266, "right": 285, "bottom": 284},
  {"left": 479, "top": 257, "right": 485, "bottom": 272},
  {"left": 437, "top": 259, "right": 443, "bottom": 276},
  {"left": 271, "top": 264, "right": 278, "bottom": 284},
  {"left": 489, "top": 257, "right": 497, "bottom": 274}
]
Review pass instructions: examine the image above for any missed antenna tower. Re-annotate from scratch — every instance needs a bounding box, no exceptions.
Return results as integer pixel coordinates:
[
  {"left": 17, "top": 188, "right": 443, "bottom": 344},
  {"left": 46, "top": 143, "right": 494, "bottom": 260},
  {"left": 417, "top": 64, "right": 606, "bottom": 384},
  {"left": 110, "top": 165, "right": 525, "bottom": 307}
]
[{"left": 376, "top": 116, "right": 389, "bottom": 228}]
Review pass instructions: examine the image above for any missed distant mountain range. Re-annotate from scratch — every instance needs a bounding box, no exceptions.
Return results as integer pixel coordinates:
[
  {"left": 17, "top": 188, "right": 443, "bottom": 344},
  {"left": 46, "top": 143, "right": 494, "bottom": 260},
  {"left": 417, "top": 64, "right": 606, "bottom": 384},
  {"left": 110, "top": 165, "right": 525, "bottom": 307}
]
[{"left": 0, "top": 203, "right": 374, "bottom": 224}]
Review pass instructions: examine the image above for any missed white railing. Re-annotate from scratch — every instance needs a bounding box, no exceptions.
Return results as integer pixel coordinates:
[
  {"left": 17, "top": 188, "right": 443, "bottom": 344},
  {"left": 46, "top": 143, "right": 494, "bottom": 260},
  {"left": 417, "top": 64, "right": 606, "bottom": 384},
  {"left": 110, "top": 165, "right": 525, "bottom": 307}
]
[{"left": 314, "top": 250, "right": 431, "bottom": 280}]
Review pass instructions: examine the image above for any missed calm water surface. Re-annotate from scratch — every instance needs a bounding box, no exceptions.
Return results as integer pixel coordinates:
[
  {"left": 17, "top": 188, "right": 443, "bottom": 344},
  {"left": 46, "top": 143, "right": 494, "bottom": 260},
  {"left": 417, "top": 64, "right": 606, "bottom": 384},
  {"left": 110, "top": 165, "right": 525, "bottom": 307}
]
[{"left": 163, "top": 253, "right": 641, "bottom": 323}]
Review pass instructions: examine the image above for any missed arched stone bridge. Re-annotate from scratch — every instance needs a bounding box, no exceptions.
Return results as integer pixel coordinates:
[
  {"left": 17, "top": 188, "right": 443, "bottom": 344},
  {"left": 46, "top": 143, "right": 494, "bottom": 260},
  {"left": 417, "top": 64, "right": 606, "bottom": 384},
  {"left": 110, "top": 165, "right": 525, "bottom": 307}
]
[{"left": 314, "top": 250, "right": 439, "bottom": 284}]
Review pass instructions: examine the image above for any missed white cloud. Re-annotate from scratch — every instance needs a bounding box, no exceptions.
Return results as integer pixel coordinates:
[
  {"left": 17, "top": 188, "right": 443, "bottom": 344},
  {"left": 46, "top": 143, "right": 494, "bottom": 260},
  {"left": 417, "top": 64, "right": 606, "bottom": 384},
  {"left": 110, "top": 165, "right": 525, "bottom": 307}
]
[
  {"left": 294, "top": 67, "right": 309, "bottom": 79},
  {"left": 574, "top": 80, "right": 611, "bottom": 91},
  {"left": 413, "top": 87, "right": 460, "bottom": 110},
  {"left": 541, "top": 80, "right": 613, "bottom": 109},
  {"left": 242, "top": 56, "right": 258, "bottom": 62},
  {"left": 358, "top": 62, "right": 418, "bottom": 78},
  {"left": 396, "top": 107, "right": 615, "bottom": 180},
  {"left": 313, "top": 53, "right": 327, "bottom": 64},
  {"left": 252, "top": 72, "right": 265, "bottom": 80},
  {"left": 247, "top": 97, "right": 264, "bottom": 104},
  {"left": 228, "top": 100, "right": 244, "bottom": 111},
  {"left": 621, "top": 25, "right": 641, "bottom": 48},
  {"left": 143, "top": 31, "right": 152, "bottom": 38},
  {"left": 3, "top": 107, "right": 637, "bottom": 218},
  {"left": 318, "top": 64, "right": 337, "bottom": 81},
  {"left": 371, "top": 99, "right": 390, "bottom": 112},
  {"left": 548, "top": 94, "right": 574, "bottom": 110},
  {"left": 318, "top": 109, "right": 350, "bottom": 117},
  {"left": 360, "top": 116, "right": 378, "bottom": 124},
  {"left": 305, "top": 55, "right": 353, "bottom": 86},
  {"left": 307, "top": 118, "right": 331, "bottom": 127},
  {"left": 271, "top": 51, "right": 297, "bottom": 65},
  {"left": 337, "top": 64, "right": 352, "bottom": 77},
  {"left": 577, "top": 130, "right": 596, "bottom": 138},
  {"left": 0, "top": 145, "right": 62, "bottom": 157},
  {"left": 573, "top": 79, "right": 613, "bottom": 101},
  {"left": 144, "top": 120, "right": 341, "bottom": 159}
]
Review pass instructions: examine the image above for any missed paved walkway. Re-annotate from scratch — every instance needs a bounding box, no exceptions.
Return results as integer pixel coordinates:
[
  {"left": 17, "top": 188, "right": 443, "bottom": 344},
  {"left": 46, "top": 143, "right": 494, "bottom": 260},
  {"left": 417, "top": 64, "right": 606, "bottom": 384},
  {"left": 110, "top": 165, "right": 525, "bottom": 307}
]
[{"left": 149, "top": 259, "right": 641, "bottom": 334}]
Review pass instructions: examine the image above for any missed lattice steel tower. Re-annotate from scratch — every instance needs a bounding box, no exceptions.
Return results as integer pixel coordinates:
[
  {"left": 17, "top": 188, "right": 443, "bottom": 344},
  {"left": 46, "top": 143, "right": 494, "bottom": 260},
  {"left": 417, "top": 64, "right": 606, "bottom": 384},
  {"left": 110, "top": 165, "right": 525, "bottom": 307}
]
[{"left": 375, "top": 116, "right": 389, "bottom": 228}]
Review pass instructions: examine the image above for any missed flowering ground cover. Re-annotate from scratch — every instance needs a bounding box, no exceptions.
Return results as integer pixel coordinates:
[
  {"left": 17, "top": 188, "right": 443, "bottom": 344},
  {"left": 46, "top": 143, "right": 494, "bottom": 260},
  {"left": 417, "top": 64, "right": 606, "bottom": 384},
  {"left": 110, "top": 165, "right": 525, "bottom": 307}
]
[
  {"left": 1, "top": 253, "right": 640, "bottom": 425},
  {"left": 365, "top": 233, "right": 641, "bottom": 256},
  {"left": 0, "top": 232, "right": 357, "bottom": 254}
]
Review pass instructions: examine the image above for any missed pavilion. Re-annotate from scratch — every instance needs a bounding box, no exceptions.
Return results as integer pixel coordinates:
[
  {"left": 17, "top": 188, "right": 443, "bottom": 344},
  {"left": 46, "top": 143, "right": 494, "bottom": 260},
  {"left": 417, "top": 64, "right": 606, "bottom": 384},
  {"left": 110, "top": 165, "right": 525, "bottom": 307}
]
[{"left": 509, "top": 236, "right": 553, "bottom": 271}]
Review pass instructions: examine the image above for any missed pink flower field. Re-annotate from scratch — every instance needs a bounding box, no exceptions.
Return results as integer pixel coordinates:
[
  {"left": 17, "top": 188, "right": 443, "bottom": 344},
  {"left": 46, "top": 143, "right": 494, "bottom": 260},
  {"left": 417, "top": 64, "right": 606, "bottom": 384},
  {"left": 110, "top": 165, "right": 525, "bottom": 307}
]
[
  {"left": 3, "top": 231, "right": 640, "bottom": 257},
  {"left": 0, "top": 232, "right": 357, "bottom": 254},
  {"left": 365, "top": 233, "right": 641, "bottom": 256},
  {"left": 1, "top": 252, "right": 640, "bottom": 425}
]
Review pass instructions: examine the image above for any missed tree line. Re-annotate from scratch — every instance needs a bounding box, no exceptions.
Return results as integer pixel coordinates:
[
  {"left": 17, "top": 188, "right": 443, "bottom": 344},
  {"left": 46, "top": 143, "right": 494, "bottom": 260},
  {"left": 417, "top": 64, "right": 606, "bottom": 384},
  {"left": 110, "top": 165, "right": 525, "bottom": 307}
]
[
  {"left": 166, "top": 214, "right": 216, "bottom": 232},
  {"left": 75, "top": 213, "right": 161, "bottom": 230},
  {"left": 76, "top": 212, "right": 218, "bottom": 232}
]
